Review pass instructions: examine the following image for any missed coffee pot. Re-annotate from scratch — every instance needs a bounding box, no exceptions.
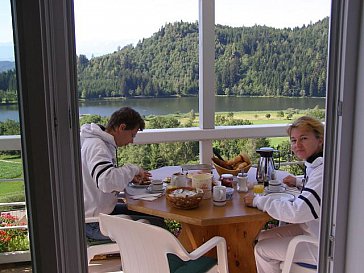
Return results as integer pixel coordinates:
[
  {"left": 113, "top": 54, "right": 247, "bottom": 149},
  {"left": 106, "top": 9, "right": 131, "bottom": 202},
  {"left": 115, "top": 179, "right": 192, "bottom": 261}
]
[{"left": 256, "top": 147, "right": 280, "bottom": 187}]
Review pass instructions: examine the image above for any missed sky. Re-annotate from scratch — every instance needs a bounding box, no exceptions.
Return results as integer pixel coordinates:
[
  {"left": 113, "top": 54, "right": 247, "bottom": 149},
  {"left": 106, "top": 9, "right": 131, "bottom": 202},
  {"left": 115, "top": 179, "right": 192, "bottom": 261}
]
[{"left": 0, "top": 0, "right": 331, "bottom": 61}]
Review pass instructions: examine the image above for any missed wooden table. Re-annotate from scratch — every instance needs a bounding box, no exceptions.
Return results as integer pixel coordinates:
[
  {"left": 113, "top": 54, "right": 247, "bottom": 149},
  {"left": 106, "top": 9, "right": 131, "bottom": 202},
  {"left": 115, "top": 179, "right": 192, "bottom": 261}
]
[{"left": 126, "top": 166, "right": 281, "bottom": 273}]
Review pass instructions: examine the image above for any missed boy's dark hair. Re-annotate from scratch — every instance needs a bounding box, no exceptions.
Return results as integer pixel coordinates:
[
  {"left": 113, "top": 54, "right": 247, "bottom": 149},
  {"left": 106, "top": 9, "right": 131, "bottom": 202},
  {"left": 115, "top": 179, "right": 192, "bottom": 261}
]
[{"left": 106, "top": 107, "right": 145, "bottom": 131}]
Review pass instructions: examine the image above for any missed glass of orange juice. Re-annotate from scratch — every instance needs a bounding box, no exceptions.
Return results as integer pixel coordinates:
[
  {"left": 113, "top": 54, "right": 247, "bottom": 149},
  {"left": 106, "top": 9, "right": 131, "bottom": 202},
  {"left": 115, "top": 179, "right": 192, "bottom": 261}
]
[{"left": 253, "top": 184, "right": 265, "bottom": 194}]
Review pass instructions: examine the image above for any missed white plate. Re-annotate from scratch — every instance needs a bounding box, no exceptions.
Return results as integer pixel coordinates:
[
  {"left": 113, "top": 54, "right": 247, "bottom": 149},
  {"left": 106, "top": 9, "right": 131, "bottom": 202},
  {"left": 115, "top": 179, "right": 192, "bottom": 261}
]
[
  {"left": 128, "top": 182, "right": 151, "bottom": 188},
  {"left": 265, "top": 192, "right": 295, "bottom": 201},
  {"left": 146, "top": 185, "right": 166, "bottom": 193},
  {"left": 265, "top": 186, "right": 286, "bottom": 193}
]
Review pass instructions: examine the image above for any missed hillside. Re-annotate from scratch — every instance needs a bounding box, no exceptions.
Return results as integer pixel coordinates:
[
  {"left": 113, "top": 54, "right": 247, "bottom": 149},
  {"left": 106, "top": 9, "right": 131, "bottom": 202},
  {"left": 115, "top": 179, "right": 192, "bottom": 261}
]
[
  {"left": 0, "top": 61, "right": 15, "bottom": 73},
  {"left": 0, "top": 19, "right": 329, "bottom": 101},
  {"left": 77, "top": 18, "right": 328, "bottom": 99}
]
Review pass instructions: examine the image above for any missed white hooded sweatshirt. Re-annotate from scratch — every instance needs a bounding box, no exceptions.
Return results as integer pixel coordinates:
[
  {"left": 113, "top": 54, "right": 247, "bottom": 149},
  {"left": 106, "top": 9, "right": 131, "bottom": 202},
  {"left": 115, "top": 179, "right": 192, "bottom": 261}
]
[
  {"left": 80, "top": 123, "right": 141, "bottom": 217},
  {"left": 253, "top": 156, "right": 323, "bottom": 239}
]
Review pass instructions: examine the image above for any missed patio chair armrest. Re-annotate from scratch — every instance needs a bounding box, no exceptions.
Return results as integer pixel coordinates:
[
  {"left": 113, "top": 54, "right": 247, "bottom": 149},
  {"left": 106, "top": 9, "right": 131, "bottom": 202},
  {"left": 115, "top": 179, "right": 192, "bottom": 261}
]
[
  {"left": 86, "top": 214, "right": 133, "bottom": 224},
  {"left": 85, "top": 216, "right": 100, "bottom": 224},
  {"left": 189, "top": 236, "right": 227, "bottom": 259}
]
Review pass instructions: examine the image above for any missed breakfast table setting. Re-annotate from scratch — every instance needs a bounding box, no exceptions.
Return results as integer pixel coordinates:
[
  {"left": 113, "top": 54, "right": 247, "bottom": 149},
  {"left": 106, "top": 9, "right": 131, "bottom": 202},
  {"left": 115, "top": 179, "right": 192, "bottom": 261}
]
[{"left": 123, "top": 158, "right": 301, "bottom": 273}]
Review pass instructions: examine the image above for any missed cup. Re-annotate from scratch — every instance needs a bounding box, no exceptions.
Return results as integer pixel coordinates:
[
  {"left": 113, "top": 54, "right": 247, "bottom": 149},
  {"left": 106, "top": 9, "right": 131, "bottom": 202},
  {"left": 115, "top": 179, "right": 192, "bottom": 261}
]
[
  {"left": 253, "top": 184, "right": 264, "bottom": 194},
  {"left": 151, "top": 179, "right": 163, "bottom": 191},
  {"left": 191, "top": 173, "right": 213, "bottom": 199},
  {"left": 171, "top": 173, "right": 188, "bottom": 187},
  {"left": 213, "top": 186, "right": 227, "bottom": 206},
  {"left": 268, "top": 180, "right": 282, "bottom": 192}
]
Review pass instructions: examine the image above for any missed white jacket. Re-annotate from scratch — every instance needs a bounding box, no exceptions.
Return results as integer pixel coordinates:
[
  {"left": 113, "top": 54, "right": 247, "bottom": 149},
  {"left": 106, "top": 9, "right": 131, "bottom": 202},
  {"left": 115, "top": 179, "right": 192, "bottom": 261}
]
[
  {"left": 253, "top": 157, "right": 323, "bottom": 239},
  {"left": 80, "top": 123, "right": 141, "bottom": 217}
]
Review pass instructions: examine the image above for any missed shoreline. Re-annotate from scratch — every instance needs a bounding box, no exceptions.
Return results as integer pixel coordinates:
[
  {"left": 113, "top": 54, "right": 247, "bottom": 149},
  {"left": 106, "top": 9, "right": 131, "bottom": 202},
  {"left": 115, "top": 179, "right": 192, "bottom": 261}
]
[{"left": 2, "top": 95, "right": 326, "bottom": 106}]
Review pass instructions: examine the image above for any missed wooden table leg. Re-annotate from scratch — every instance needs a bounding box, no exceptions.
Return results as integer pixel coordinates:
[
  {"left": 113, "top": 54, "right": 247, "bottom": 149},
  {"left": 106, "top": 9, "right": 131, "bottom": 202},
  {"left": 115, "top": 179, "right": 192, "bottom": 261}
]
[
  {"left": 178, "top": 220, "right": 269, "bottom": 273},
  {"left": 182, "top": 223, "right": 198, "bottom": 250}
]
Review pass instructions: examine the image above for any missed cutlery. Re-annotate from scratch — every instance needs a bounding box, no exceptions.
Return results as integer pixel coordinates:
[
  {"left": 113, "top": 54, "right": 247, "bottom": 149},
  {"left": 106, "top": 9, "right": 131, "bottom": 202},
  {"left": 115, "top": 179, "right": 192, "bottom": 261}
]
[{"left": 130, "top": 193, "right": 162, "bottom": 200}]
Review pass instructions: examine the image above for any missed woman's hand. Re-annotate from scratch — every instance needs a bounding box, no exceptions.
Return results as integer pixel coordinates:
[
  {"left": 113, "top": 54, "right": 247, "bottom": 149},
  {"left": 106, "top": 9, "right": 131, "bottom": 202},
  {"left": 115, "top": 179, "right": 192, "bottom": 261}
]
[
  {"left": 283, "top": 175, "right": 296, "bottom": 187},
  {"left": 243, "top": 193, "right": 255, "bottom": 207}
]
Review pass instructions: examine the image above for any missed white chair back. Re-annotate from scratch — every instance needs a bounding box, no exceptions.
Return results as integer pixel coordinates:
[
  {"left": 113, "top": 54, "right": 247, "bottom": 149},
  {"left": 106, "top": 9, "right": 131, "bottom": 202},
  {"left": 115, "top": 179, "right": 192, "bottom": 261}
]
[
  {"left": 99, "top": 213, "right": 229, "bottom": 273},
  {"left": 86, "top": 215, "right": 129, "bottom": 264}
]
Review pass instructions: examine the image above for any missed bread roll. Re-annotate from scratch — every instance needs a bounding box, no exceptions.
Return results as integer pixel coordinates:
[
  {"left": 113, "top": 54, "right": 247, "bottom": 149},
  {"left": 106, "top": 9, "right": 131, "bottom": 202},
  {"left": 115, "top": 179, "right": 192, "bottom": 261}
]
[
  {"left": 240, "top": 153, "right": 251, "bottom": 164},
  {"left": 212, "top": 157, "right": 233, "bottom": 170},
  {"left": 228, "top": 155, "right": 242, "bottom": 166},
  {"left": 237, "top": 162, "right": 248, "bottom": 170}
]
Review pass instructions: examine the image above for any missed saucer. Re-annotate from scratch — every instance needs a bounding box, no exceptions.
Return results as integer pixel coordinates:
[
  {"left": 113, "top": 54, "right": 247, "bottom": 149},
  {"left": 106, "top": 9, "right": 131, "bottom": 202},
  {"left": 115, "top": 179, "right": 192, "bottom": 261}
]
[
  {"left": 128, "top": 182, "right": 151, "bottom": 188},
  {"left": 213, "top": 200, "right": 227, "bottom": 206},
  {"left": 146, "top": 185, "right": 166, "bottom": 193},
  {"left": 265, "top": 186, "right": 286, "bottom": 193},
  {"left": 265, "top": 192, "right": 295, "bottom": 202}
]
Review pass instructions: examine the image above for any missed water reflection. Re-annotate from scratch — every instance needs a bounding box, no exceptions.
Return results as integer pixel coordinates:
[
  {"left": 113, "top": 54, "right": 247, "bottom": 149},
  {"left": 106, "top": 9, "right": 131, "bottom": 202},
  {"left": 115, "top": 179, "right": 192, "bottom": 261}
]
[{"left": 0, "top": 96, "right": 325, "bottom": 121}]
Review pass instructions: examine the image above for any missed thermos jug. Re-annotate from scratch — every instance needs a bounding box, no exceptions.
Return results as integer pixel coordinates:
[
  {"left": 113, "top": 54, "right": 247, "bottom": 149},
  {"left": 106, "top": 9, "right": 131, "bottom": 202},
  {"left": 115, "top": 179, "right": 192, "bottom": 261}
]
[{"left": 256, "top": 147, "right": 280, "bottom": 187}]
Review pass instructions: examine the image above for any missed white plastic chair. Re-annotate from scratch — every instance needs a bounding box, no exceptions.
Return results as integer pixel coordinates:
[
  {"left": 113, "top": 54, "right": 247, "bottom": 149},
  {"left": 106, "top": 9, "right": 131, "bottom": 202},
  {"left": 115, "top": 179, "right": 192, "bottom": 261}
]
[
  {"left": 85, "top": 215, "right": 128, "bottom": 264},
  {"left": 280, "top": 235, "right": 318, "bottom": 273},
  {"left": 99, "top": 213, "right": 229, "bottom": 273},
  {"left": 86, "top": 215, "right": 152, "bottom": 264}
]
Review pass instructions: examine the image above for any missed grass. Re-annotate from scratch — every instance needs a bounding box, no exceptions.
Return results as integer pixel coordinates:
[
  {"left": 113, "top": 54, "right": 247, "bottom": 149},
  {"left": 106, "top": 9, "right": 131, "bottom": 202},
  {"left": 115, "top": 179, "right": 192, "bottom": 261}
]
[
  {"left": 0, "top": 155, "right": 23, "bottom": 179},
  {"left": 0, "top": 181, "right": 25, "bottom": 203},
  {"left": 0, "top": 154, "right": 24, "bottom": 203},
  {"left": 177, "top": 110, "right": 304, "bottom": 126}
]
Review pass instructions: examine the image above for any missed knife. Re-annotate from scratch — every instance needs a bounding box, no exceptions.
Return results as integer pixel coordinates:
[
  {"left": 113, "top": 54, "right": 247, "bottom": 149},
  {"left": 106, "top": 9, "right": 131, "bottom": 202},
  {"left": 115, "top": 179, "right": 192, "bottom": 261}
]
[{"left": 130, "top": 193, "right": 162, "bottom": 199}]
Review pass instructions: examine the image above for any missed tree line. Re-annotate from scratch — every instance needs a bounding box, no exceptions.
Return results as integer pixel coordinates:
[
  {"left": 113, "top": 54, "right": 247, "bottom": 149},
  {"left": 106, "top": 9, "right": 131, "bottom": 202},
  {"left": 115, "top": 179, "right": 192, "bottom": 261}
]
[
  {"left": 0, "top": 18, "right": 328, "bottom": 103},
  {"left": 77, "top": 18, "right": 328, "bottom": 99}
]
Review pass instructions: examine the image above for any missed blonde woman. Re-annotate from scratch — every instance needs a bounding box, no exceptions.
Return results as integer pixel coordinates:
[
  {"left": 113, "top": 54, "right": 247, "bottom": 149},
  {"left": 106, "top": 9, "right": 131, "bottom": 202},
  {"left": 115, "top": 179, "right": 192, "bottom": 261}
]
[{"left": 243, "top": 116, "right": 324, "bottom": 273}]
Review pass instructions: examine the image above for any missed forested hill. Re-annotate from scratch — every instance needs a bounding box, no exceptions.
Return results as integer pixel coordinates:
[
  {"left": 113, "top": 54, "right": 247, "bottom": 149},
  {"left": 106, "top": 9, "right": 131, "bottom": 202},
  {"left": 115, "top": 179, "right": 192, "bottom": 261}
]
[
  {"left": 0, "top": 61, "right": 15, "bottom": 73},
  {"left": 0, "top": 19, "right": 328, "bottom": 102},
  {"left": 77, "top": 18, "right": 328, "bottom": 99}
]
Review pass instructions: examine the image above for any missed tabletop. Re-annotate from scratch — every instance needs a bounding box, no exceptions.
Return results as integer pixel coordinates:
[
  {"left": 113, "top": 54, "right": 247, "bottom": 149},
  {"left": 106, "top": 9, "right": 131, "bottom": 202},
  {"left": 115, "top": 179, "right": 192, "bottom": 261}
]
[
  {"left": 126, "top": 166, "right": 294, "bottom": 225},
  {"left": 125, "top": 165, "right": 293, "bottom": 273}
]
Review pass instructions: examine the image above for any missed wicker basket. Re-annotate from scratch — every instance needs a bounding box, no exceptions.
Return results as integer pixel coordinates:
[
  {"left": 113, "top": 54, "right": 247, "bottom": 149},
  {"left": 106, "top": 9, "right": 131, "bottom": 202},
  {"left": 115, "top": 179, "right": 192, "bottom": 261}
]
[
  {"left": 166, "top": 187, "right": 204, "bottom": 209},
  {"left": 212, "top": 155, "right": 252, "bottom": 176}
]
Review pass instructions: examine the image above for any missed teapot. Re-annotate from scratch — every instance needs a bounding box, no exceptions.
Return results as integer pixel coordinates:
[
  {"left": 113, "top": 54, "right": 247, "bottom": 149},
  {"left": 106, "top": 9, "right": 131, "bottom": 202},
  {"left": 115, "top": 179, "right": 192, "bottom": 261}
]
[{"left": 256, "top": 147, "right": 280, "bottom": 187}]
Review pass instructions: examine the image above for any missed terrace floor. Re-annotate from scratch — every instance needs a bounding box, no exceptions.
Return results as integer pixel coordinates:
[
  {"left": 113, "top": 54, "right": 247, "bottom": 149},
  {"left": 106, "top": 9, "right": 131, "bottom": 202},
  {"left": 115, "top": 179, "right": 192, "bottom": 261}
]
[{"left": 0, "top": 255, "right": 122, "bottom": 273}]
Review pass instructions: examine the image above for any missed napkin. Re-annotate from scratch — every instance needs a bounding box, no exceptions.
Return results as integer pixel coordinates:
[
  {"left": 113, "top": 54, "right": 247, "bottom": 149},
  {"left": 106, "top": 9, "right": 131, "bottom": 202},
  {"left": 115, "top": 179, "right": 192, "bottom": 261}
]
[{"left": 129, "top": 193, "right": 162, "bottom": 201}]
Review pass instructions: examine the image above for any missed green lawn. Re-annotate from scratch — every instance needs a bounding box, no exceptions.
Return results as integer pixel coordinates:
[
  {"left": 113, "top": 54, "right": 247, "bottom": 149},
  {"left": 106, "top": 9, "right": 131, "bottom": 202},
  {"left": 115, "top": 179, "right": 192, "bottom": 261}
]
[
  {"left": 0, "top": 154, "right": 23, "bottom": 179},
  {"left": 252, "top": 119, "right": 291, "bottom": 125},
  {"left": 0, "top": 155, "right": 25, "bottom": 203},
  {"left": 0, "top": 181, "right": 25, "bottom": 203}
]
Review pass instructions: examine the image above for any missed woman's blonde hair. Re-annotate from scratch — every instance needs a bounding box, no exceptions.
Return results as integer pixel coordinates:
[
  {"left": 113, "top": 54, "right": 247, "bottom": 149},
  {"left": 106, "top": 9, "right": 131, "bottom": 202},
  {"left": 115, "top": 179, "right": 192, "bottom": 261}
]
[{"left": 287, "top": 116, "right": 324, "bottom": 140}]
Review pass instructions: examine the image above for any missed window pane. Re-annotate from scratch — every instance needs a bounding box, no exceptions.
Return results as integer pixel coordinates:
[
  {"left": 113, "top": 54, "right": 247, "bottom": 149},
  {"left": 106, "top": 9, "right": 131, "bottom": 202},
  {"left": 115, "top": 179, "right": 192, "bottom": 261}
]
[
  {"left": 0, "top": 0, "right": 30, "bottom": 269},
  {"left": 214, "top": 0, "right": 330, "bottom": 126},
  {"left": 74, "top": 0, "right": 198, "bottom": 128}
]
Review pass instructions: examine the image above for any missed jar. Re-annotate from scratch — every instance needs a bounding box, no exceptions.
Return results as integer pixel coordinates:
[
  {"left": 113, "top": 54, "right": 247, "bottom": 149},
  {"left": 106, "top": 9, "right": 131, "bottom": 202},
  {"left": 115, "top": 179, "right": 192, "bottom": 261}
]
[
  {"left": 237, "top": 173, "right": 248, "bottom": 192},
  {"left": 220, "top": 174, "right": 234, "bottom": 188}
]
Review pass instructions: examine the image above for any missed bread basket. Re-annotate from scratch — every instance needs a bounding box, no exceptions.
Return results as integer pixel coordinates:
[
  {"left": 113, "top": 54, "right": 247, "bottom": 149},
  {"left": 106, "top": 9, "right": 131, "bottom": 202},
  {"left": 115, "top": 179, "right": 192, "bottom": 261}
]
[
  {"left": 212, "top": 153, "right": 252, "bottom": 176},
  {"left": 166, "top": 187, "right": 204, "bottom": 209}
]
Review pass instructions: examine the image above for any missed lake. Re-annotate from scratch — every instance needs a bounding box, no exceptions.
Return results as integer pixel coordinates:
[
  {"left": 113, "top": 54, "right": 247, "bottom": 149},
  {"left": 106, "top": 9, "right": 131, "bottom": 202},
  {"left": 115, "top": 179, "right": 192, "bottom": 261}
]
[{"left": 0, "top": 96, "right": 325, "bottom": 122}]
